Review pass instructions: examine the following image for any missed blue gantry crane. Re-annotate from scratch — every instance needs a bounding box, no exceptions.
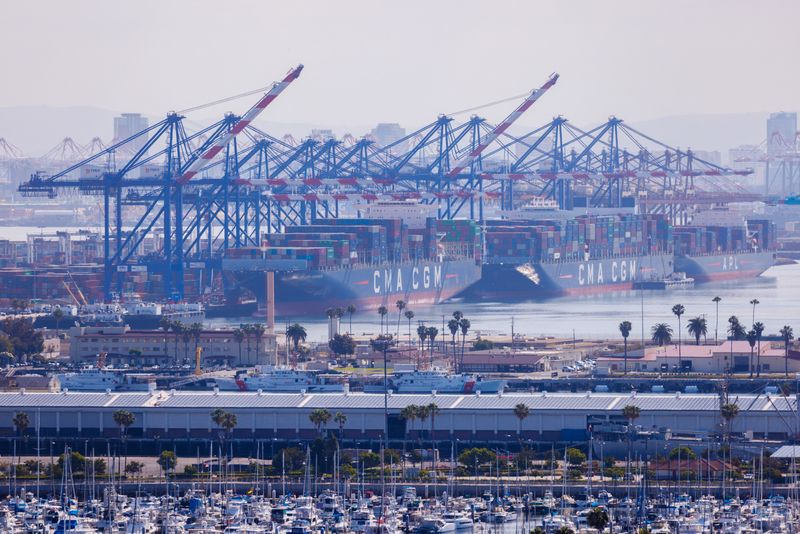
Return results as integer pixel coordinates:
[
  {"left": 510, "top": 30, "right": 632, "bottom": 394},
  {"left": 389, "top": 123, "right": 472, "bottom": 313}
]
[{"left": 19, "top": 69, "right": 755, "bottom": 301}]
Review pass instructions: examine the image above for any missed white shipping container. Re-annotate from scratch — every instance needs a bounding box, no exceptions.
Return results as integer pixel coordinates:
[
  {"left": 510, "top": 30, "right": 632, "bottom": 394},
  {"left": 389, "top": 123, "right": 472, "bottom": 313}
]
[
  {"left": 139, "top": 164, "right": 165, "bottom": 178},
  {"left": 79, "top": 165, "right": 104, "bottom": 179}
]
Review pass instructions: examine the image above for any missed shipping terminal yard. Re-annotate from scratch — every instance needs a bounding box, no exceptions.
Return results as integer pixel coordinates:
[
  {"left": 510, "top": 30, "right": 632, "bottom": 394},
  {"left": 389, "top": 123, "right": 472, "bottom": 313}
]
[{"left": 2, "top": 3, "right": 800, "bottom": 531}]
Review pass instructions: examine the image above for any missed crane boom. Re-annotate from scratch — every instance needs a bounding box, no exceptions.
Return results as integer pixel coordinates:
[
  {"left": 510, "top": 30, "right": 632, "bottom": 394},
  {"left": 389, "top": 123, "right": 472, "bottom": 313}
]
[
  {"left": 446, "top": 73, "right": 559, "bottom": 178},
  {"left": 177, "top": 64, "right": 304, "bottom": 184}
]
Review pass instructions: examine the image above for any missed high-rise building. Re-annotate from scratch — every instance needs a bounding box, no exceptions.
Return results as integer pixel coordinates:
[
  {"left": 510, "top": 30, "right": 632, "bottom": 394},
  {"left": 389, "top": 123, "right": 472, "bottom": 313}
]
[
  {"left": 691, "top": 150, "right": 722, "bottom": 166},
  {"left": 767, "top": 112, "right": 797, "bottom": 155},
  {"left": 113, "top": 113, "right": 149, "bottom": 155},
  {"left": 311, "top": 128, "right": 335, "bottom": 141},
  {"left": 370, "top": 123, "right": 407, "bottom": 153},
  {"left": 765, "top": 112, "right": 798, "bottom": 196}
]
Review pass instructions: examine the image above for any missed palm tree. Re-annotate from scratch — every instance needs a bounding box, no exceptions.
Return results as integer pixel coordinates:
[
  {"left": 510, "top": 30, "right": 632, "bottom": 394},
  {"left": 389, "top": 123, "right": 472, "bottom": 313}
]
[
  {"left": 11, "top": 411, "right": 28, "bottom": 476},
  {"left": 586, "top": 507, "right": 609, "bottom": 531},
  {"left": 651, "top": 323, "right": 673, "bottom": 347},
  {"left": 753, "top": 321, "right": 765, "bottom": 377},
  {"left": 12, "top": 411, "right": 29, "bottom": 438},
  {"left": 727, "top": 316, "right": 746, "bottom": 374},
  {"left": 233, "top": 328, "right": 245, "bottom": 365},
  {"left": 334, "top": 411, "right": 347, "bottom": 441},
  {"left": 309, "top": 408, "right": 332, "bottom": 436},
  {"left": 113, "top": 409, "right": 136, "bottom": 474},
  {"left": 619, "top": 321, "right": 632, "bottom": 374},
  {"left": 159, "top": 317, "right": 171, "bottom": 363},
  {"left": 426, "top": 403, "right": 440, "bottom": 475},
  {"left": 750, "top": 298, "right": 760, "bottom": 325},
  {"left": 286, "top": 323, "right": 307, "bottom": 354},
  {"left": 171, "top": 321, "right": 184, "bottom": 366},
  {"left": 242, "top": 324, "right": 253, "bottom": 363},
  {"left": 211, "top": 409, "right": 237, "bottom": 469},
  {"left": 404, "top": 310, "right": 415, "bottom": 346},
  {"left": 712, "top": 296, "right": 722, "bottom": 343},
  {"left": 113, "top": 410, "right": 135, "bottom": 440},
  {"left": 346, "top": 304, "right": 357, "bottom": 335},
  {"left": 417, "top": 325, "right": 428, "bottom": 361},
  {"left": 746, "top": 329, "right": 757, "bottom": 378},
  {"left": 672, "top": 304, "right": 685, "bottom": 368},
  {"left": 52, "top": 307, "right": 64, "bottom": 336},
  {"left": 622, "top": 405, "right": 640, "bottom": 480},
  {"left": 447, "top": 319, "right": 460, "bottom": 369},
  {"left": 189, "top": 322, "right": 203, "bottom": 360},
  {"left": 720, "top": 402, "right": 739, "bottom": 444},
  {"left": 400, "top": 405, "right": 419, "bottom": 440},
  {"left": 513, "top": 403, "right": 530, "bottom": 436},
  {"left": 780, "top": 326, "right": 794, "bottom": 378},
  {"left": 252, "top": 324, "right": 266, "bottom": 364},
  {"left": 377, "top": 306, "right": 388, "bottom": 335},
  {"left": 687, "top": 316, "right": 707, "bottom": 346},
  {"left": 395, "top": 300, "right": 406, "bottom": 339},
  {"left": 459, "top": 318, "right": 471, "bottom": 371},
  {"left": 426, "top": 327, "right": 439, "bottom": 366},
  {"left": 417, "top": 405, "right": 430, "bottom": 464},
  {"left": 181, "top": 327, "right": 193, "bottom": 365}
]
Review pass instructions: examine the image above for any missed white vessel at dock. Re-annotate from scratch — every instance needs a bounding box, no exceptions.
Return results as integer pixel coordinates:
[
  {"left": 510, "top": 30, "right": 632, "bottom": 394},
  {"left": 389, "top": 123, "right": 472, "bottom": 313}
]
[{"left": 216, "top": 365, "right": 345, "bottom": 392}]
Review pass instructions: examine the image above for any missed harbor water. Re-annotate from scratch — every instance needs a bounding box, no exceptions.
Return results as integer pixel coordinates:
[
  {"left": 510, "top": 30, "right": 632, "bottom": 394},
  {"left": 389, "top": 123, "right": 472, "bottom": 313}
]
[{"left": 210, "top": 263, "right": 800, "bottom": 343}]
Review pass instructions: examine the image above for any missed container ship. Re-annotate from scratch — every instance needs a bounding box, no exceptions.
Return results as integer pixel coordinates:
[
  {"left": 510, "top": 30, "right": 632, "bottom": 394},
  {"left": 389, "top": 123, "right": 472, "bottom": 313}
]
[
  {"left": 673, "top": 218, "right": 776, "bottom": 282},
  {"left": 223, "top": 216, "right": 482, "bottom": 315},
  {"left": 470, "top": 213, "right": 674, "bottom": 299},
  {"left": 471, "top": 212, "right": 776, "bottom": 299}
]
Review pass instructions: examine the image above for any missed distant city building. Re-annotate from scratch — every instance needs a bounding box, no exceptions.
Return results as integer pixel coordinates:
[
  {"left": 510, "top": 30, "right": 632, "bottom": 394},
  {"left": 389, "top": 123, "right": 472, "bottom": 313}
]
[
  {"left": 767, "top": 112, "right": 797, "bottom": 155},
  {"left": 310, "top": 128, "right": 335, "bottom": 141},
  {"left": 370, "top": 123, "right": 407, "bottom": 153},
  {"left": 113, "top": 113, "right": 149, "bottom": 155},
  {"left": 765, "top": 112, "right": 799, "bottom": 196},
  {"left": 691, "top": 150, "right": 721, "bottom": 166}
]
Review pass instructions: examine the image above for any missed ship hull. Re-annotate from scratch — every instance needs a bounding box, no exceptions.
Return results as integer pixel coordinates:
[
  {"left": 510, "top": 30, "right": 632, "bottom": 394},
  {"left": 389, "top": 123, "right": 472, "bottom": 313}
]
[
  {"left": 674, "top": 250, "right": 775, "bottom": 282},
  {"left": 225, "top": 259, "right": 481, "bottom": 315},
  {"left": 471, "top": 253, "right": 673, "bottom": 299}
]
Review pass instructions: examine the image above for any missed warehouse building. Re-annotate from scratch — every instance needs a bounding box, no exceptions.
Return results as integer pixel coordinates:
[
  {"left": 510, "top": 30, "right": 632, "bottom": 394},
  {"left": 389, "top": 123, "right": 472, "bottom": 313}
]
[
  {"left": 68, "top": 326, "right": 277, "bottom": 367},
  {"left": 0, "top": 390, "right": 795, "bottom": 445},
  {"left": 597, "top": 340, "right": 800, "bottom": 374}
]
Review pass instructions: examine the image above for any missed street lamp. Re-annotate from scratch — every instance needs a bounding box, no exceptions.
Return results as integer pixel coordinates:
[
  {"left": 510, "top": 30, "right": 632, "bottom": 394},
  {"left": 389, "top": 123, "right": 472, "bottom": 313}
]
[{"left": 370, "top": 335, "right": 396, "bottom": 451}]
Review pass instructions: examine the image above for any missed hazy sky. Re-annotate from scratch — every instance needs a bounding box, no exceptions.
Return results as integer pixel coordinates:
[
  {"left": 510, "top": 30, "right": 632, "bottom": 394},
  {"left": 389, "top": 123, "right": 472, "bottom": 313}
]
[{"left": 2, "top": 0, "right": 798, "bottom": 131}]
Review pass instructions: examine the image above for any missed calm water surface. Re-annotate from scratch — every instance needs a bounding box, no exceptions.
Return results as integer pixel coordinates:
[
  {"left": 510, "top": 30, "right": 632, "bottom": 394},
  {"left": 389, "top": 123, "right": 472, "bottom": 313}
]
[{"left": 210, "top": 264, "right": 800, "bottom": 344}]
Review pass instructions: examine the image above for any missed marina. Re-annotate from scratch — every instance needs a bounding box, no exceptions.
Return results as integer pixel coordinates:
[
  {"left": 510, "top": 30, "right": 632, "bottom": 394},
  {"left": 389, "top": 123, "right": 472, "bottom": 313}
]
[{"left": 3, "top": 1, "right": 800, "bottom": 529}]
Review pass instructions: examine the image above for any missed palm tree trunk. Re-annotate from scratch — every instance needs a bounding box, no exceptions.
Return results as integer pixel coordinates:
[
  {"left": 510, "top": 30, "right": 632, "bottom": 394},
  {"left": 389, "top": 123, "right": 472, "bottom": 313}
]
[
  {"left": 756, "top": 340, "right": 761, "bottom": 378},
  {"left": 623, "top": 338, "right": 628, "bottom": 374}
]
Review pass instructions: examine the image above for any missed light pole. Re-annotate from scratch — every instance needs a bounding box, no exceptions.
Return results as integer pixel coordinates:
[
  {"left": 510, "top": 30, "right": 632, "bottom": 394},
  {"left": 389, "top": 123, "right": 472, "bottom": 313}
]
[{"left": 370, "top": 334, "right": 395, "bottom": 516}]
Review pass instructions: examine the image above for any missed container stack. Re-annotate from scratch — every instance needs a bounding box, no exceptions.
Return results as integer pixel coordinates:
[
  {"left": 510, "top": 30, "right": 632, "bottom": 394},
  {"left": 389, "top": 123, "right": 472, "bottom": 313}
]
[
  {"left": 484, "top": 213, "right": 672, "bottom": 263},
  {"left": 746, "top": 219, "right": 775, "bottom": 250}
]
